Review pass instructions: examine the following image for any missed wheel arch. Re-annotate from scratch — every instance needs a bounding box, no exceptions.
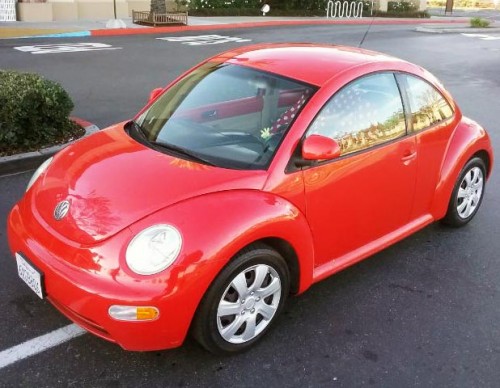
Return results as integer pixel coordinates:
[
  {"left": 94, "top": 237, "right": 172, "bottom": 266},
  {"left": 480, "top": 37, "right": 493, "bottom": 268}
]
[
  {"left": 242, "top": 237, "right": 301, "bottom": 295},
  {"left": 474, "top": 149, "right": 492, "bottom": 179},
  {"left": 134, "top": 189, "right": 316, "bottom": 344},
  {"left": 431, "top": 118, "right": 493, "bottom": 220}
]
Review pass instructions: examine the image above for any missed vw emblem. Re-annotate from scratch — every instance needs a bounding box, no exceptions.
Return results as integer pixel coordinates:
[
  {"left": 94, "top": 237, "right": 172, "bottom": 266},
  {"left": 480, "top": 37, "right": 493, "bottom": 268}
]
[{"left": 53, "top": 200, "right": 70, "bottom": 221}]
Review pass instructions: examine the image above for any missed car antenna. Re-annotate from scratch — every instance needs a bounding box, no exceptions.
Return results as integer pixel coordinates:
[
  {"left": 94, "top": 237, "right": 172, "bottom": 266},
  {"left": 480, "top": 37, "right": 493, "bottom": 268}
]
[{"left": 358, "top": 9, "right": 376, "bottom": 48}]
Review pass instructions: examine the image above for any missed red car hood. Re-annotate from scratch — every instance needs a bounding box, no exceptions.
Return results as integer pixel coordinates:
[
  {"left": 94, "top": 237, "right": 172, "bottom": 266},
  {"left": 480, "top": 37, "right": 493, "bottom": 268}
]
[{"left": 30, "top": 124, "right": 268, "bottom": 245}]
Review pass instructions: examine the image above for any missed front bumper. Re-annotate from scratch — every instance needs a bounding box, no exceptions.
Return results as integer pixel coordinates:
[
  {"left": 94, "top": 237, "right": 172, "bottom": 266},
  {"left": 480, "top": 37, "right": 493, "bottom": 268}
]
[{"left": 7, "top": 203, "right": 205, "bottom": 351}]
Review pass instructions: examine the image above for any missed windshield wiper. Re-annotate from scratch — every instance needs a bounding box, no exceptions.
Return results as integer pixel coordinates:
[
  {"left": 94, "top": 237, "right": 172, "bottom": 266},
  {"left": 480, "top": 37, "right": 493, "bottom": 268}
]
[
  {"left": 129, "top": 120, "right": 148, "bottom": 139},
  {"left": 128, "top": 120, "right": 215, "bottom": 167},
  {"left": 151, "top": 140, "right": 216, "bottom": 167}
]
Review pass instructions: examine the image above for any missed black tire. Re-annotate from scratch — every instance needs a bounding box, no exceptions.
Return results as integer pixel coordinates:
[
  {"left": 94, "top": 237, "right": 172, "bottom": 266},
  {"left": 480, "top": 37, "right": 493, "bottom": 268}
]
[
  {"left": 441, "top": 157, "right": 486, "bottom": 227},
  {"left": 192, "top": 244, "right": 290, "bottom": 355}
]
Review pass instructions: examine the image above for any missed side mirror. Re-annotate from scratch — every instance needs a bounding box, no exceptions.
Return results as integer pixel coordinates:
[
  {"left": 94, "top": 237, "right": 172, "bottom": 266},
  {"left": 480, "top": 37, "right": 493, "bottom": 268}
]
[
  {"left": 302, "top": 135, "right": 341, "bottom": 161},
  {"left": 149, "top": 88, "right": 164, "bottom": 103}
]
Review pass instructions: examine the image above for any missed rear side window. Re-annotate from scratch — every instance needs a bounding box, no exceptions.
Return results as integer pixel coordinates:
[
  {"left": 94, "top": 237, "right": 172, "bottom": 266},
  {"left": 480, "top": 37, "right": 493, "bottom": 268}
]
[
  {"left": 306, "top": 72, "right": 406, "bottom": 156},
  {"left": 402, "top": 75, "right": 454, "bottom": 132}
]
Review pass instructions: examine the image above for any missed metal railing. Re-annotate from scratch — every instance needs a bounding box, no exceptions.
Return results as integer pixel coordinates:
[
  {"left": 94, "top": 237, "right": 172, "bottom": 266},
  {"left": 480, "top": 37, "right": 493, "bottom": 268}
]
[{"left": 326, "top": 0, "right": 364, "bottom": 18}]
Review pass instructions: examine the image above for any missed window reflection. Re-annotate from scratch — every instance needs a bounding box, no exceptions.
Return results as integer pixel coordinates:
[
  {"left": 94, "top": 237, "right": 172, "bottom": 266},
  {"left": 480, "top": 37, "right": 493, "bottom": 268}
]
[
  {"left": 308, "top": 73, "right": 406, "bottom": 156},
  {"left": 135, "top": 64, "right": 316, "bottom": 170},
  {"left": 403, "top": 75, "right": 453, "bottom": 132}
]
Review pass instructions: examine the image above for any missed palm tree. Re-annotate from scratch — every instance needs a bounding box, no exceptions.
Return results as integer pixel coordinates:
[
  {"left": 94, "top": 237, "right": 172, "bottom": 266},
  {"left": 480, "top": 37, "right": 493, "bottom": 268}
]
[{"left": 150, "top": 0, "right": 167, "bottom": 14}]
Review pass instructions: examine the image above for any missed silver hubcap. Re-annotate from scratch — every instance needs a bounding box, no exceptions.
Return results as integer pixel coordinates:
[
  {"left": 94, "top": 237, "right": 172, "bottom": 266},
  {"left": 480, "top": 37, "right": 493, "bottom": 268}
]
[
  {"left": 457, "top": 166, "right": 483, "bottom": 219},
  {"left": 217, "top": 264, "right": 281, "bottom": 344}
]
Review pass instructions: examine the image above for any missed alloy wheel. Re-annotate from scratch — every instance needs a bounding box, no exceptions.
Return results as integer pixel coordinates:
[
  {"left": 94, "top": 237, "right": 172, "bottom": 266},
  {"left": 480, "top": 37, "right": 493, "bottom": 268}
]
[
  {"left": 216, "top": 264, "right": 281, "bottom": 344},
  {"left": 456, "top": 166, "right": 484, "bottom": 219}
]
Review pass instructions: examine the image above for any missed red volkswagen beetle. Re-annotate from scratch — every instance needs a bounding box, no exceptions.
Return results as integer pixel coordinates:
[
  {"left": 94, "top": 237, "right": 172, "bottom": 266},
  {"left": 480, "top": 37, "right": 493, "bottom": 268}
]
[{"left": 8, "top": 44, "right": 493, "bottom": 354}]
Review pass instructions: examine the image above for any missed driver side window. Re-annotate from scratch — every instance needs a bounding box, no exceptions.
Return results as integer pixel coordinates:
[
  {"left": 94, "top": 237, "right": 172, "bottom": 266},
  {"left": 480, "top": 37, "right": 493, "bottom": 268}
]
[{"left": 306, "top": 73, "right": 406, "bottom": 156}]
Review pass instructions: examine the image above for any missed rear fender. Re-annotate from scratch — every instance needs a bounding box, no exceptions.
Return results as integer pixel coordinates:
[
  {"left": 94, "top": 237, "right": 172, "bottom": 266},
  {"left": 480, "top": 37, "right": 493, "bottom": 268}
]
[{"left": 431, "top": 118, "right": 493, "bottom": 219}]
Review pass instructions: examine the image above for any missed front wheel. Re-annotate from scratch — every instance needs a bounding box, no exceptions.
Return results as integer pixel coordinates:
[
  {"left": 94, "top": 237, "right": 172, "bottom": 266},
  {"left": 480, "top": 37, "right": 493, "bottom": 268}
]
[
  {"left": 442, "top": 157, "right": 486, "bottom": 227},
  {"left": 192, "top": 244, "right": 290, "bottom": 354}
]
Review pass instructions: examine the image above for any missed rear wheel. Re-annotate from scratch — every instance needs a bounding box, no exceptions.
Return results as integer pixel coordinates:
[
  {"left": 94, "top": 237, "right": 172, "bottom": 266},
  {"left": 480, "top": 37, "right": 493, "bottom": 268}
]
[
  {"left": 442, "top": 157, "right": 486, "bottom": 227},
  {"left": 192, "top": 244, "right": 289, "bottom": 354}
]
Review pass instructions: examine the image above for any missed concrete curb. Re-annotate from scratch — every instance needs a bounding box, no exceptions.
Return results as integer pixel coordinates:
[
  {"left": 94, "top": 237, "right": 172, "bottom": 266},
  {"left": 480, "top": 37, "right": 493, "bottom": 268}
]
[
  {"left": 89, "top": 18, "right": 470, "bottom": 37},
  {"left": 0, "top": 117, "right": 99, "bottom": 176},
  {"left": 8, "top": 18, "right": 470, "bottom": 39},
  {"left": 415, "top": 26, "right": 500, "bottom": 33}
]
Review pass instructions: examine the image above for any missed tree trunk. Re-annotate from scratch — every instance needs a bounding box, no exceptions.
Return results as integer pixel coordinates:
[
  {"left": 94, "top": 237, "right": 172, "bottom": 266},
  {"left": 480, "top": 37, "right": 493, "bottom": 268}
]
[{"left": 150, "top": 0, "right": 166, "bottom": 14}]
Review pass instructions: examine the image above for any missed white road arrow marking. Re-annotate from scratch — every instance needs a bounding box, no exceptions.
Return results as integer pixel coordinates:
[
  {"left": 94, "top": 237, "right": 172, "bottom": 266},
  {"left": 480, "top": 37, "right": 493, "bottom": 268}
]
[
  {"left": 14, "top": 43, "right": 123, "bottom": 55},
  {"left": 157, "top": 34, "right": 251, "bottom": 45}
]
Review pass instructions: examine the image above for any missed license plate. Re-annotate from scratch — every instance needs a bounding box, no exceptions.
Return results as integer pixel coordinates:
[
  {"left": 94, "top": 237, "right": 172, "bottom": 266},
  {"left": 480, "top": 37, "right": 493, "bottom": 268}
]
[{"left": 16, "top": 253, "right": 44, "bottom": 299}]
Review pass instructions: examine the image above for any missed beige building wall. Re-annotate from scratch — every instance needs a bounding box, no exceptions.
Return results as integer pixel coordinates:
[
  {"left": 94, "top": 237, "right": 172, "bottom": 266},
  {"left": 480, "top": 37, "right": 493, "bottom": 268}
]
[
  {"left": 52, "top": 2, "right": 78, "bottom": 20},
  {"left": 17, "top": 2, "right": 53, "bottom": 22},
  {"left": 77, "top": 0, "right": 129, "bottom": 19},
  {"left": 127, "top": 0, "right": 149, "bottom": 15},
  {"left": 17, "top": 0, "right": 153, "bottom": 21}
]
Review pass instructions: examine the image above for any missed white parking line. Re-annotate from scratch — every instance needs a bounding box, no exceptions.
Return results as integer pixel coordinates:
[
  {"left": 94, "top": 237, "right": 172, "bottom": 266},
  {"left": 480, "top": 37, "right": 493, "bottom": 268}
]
[
  {"left": 0, "top": 324, "right": 86, "bottom": 370},
  {"left": 462, "top": 33, "right": 500, "bottom": 41}
]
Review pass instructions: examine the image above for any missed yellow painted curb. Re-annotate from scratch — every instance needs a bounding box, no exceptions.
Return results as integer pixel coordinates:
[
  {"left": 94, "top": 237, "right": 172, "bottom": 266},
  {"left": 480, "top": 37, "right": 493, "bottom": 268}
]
[{"left": 0, "top": 28, "right": 79, "bottom": 39}]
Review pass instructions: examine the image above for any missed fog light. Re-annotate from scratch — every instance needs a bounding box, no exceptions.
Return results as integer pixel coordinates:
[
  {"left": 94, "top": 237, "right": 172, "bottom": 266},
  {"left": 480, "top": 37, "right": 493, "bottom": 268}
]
[{"left": 108, "top": 305, "right": 159, "bottom": 321}]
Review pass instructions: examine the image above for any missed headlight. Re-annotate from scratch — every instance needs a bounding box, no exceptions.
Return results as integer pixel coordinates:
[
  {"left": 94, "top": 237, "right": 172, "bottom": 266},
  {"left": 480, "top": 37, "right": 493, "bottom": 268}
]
[
  {"left": 126, "top": 224, "right": 182, "bottom": 275},
  {"left": 26, "top": 157, "right": 53, "bottom": 192}
]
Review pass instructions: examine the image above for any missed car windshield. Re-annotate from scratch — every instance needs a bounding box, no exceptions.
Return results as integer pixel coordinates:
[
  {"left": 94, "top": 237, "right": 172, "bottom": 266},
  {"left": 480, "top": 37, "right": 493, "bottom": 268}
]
[{"left": 133, "top": 63, "right": 316, "bottom": 170}]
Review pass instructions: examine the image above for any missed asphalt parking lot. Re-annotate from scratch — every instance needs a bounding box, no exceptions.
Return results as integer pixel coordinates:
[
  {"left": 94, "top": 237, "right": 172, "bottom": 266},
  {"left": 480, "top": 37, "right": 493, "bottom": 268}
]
[{"left": 1, "top": 22, "right": 500, "bottom": 387}]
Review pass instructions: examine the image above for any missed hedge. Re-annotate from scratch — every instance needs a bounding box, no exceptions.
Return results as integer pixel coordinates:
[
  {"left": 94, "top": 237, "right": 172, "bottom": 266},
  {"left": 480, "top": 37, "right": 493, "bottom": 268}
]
[
  {"left": 189, "top": 7, "right": 430, "bottom": 18},
  {"left": 0, "top": 70, "right": 81, "bottom": 156},
  {"left": 188, "top": 0, "right": 430, "bottom": 17}
]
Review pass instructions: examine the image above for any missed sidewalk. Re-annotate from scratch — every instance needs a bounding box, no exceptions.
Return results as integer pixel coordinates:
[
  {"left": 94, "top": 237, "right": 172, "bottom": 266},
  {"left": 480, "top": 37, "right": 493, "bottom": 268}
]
[{"left": 0, "top": 15, "right": 473, "bottom": 39}]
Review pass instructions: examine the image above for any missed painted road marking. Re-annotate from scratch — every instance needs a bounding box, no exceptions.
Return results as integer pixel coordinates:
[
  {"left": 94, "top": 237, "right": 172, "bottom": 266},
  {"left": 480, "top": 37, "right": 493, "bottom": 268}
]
[
  {"left": 157, "top": 34, "right": 251, "bottom": 45},
  {"left": 14, "top": 43, "right": 122, "bottom": 55},
  {"left": 462, "top": 33, "right": 500, "bottom": 41},
  {"left": 0, "top": 324, "right": 86, "bottom": 369}
]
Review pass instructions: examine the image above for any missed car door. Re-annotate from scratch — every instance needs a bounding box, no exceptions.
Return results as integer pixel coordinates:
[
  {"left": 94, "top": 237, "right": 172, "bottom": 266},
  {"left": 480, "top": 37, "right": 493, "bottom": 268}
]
[
  {"left": 302, "top": 72, "right": 418, "bottom": 268},
  {"left": 396, "top": 73, "right": 456, "bottom": 220}
]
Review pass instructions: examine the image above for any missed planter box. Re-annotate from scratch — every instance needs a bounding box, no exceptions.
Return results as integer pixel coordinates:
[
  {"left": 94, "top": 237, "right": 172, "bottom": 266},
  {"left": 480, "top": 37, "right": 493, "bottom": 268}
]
[{"left": 132, "top": 10, "right": 188, "bottom": 26}]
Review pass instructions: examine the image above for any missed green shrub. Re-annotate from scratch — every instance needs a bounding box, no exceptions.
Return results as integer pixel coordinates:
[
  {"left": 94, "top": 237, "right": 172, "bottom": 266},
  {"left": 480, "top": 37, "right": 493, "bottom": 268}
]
[
  {"left": 470, "top": 17, "right": 491, "bottom": 27},
  {"left": 428, "top": 0, "right": 495, "bottom": 8},
  {"left": 188, "top": 0, "right": 428, "bottom": 15},
  {"left": 0, "top": 70, "right": 78, "bottom": 155},
  {"left": 190, "top": 0, "right": 262, "bottom": 11},
  {"left": 189, "top": 3, "right": 429, "bottom": 17},
  {"left": 189, "top": 7, "right": 324, "bottom": 16},
  {"left": 388, "top": 1, "right": 418, "bottom": 12},
  {"left": 189, "top": 7, "right": 262, "bottom": 16},
  {"left": 373, "top": 9, "right": 430, "bottom": 17}
]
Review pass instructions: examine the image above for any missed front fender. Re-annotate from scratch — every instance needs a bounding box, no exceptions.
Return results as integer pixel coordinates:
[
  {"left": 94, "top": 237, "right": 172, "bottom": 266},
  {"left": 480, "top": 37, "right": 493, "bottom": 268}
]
[
  {"left": 129, "top": 189, "right": 315, "bottom": 321},
  {"left": 431, "top": 117, "right": 493, "bottom": 219}
]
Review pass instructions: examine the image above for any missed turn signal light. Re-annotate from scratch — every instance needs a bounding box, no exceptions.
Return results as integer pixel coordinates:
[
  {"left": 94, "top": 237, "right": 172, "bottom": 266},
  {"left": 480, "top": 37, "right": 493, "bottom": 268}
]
[{"left": 108, "top": 305, "right": 160, "bottom": 321}]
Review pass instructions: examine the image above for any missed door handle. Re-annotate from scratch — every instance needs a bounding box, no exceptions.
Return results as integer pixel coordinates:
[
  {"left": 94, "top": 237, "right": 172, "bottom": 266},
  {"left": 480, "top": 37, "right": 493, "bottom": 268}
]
[{"left": 401, "top": 151, "right": 417, "bottom": 165}]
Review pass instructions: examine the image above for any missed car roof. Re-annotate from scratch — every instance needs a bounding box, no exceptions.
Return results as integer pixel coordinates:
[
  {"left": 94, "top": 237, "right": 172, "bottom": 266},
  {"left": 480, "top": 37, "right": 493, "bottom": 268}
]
[{"left": 214, "top": 43, "right": 410, "bottom": 87}]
